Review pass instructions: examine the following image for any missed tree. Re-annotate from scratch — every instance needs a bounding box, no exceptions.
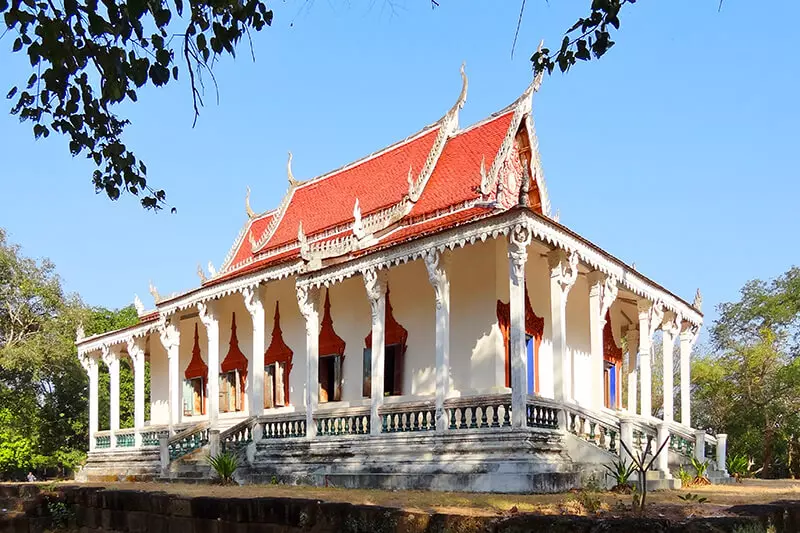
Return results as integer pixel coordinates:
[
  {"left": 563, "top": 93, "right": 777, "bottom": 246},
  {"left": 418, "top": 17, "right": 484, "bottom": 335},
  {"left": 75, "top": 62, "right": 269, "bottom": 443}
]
[
  {"left": 0, "top": 228, "right": 139, "bottom": 478},
  {"left": 692, "top": 267, "right": 800, "bottom": 479},
  {"left": 2, "top": 0, "right": 272, "bottom": 210}
]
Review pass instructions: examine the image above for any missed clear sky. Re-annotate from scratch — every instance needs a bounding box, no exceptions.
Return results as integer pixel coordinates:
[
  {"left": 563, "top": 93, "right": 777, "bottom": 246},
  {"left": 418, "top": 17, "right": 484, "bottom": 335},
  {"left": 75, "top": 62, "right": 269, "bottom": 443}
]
[{"left": 1, "top": 0, "right": 798, "bottom": 335}]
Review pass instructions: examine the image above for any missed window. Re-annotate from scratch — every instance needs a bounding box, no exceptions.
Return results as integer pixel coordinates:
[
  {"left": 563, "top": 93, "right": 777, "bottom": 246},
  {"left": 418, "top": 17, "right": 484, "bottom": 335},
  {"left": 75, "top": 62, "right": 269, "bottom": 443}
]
[
  {"left": 604, "top": 360, "right": 617, "bottom": 409},
  {"left": 220, "top": 370, "right": 242, "bottom": 412},
  {"left": 265, "top": 362, "right": 286, "bottom": 408},
  {"left": 362, "top": 344, "right": 405, "bottom": 398},
  {"left": 183, "top": 377, "right": 205, "bottom": 416},
  {"left": 319, "top": 354, "right": 343, "bottom": 403}
]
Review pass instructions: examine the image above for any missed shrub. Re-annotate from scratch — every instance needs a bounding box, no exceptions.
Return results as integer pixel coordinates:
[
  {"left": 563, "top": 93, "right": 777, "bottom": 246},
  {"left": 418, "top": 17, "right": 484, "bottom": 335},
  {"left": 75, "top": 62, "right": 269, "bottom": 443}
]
[
  {"left": 677, "top": 464, "right": 693, "bottom": 486},
  {"left": 690, "top": 457, "right": 711, "bottom": 486},
  {"left": 727, "top": 454, "right": 750, "bottom": 482},
  {"left": 603, "top": 457, "right": 636, "bottom": 492},
  {"left": 207, "top": 451, "right": 239, "bottom": 485}
]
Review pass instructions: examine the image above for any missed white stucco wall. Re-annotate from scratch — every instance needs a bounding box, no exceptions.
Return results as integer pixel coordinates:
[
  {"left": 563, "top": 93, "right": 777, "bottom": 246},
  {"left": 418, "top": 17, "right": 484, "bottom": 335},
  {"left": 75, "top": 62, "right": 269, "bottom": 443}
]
[
  {"left": 148, "top": 334, "right": 169, "bottom": 425},
  {"left": 325, "top": 275, "right": 371, "bottom": 403},
  {"left": 525, "top": 247, "right": 554, "bottom": 399},
  {"left": 566, "top": 274, "right": 592, "bottom": 407}
]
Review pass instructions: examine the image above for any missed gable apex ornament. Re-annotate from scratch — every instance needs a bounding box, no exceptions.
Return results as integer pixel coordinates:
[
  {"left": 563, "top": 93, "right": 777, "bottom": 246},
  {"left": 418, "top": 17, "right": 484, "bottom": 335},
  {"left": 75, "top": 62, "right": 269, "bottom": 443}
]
[
  {"left": 149, "top": 281, "right": 161, "bottom": 303},
  {"left": 133, "top": 294, "right": 145, "bottom": 315},
  {"left": 245, "top": 186, "right": 256, "bottom": 218},
  {"left": 532, "top": 40, "right": 546, "bottom": 93},
  {"left": 208, "top": 261, "right": 217, "bottom": 277},
  {"left": 197, "top": 264, "right": 207, "bottom": 282},
  {"left": 287, "top": 152, "right": 299, "bottom": 187},
  {"left": 693, "top": 288, "right": 703, "bottom": 312},
  {"left": 447, "top": 62, "right": 468, "bottom": 131},
  {"left": 297, "top": 222, "right": 310, "bottom": 261},
  {"left": 352, "top": 198, "right": 365, "bottom": 240}
]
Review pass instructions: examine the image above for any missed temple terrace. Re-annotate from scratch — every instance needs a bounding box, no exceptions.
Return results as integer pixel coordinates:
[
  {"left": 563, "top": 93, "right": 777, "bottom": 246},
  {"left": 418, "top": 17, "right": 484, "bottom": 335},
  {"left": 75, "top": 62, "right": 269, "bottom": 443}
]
[{"left": 74, "top": 67, "right": 728, "bottom": 492}]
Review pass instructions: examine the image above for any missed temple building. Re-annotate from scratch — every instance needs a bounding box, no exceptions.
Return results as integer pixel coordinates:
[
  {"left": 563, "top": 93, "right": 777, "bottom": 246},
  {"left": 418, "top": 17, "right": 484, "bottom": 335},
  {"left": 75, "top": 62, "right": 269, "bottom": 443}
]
[{"left": 75, "top": 68, "right": 728, "bottom": 491}]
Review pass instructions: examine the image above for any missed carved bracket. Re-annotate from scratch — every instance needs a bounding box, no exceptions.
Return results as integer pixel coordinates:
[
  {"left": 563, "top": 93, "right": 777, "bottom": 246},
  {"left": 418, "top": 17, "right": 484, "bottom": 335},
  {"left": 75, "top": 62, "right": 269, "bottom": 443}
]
[
  {"left": 424, "top": 249, "right": 450, "bottom": 310},
  {"left": 126, "top": 337, "right": 146, "bottom": 367},
  {"left": 296, "top": 284, "right": 321, "bottom": 336},
  {"left": 548, "top": 248, "right": 579, "bottom": 296},
  {"left": 589, "top": 272, "right": 618, "bottom": 328},
  {"left": 158, "top": 315, "right": 180, "bottom": 354},
  {"left": 508, "top": 223, "right": 532, "bottom": 285},
  {"left": 197, "top": 300, "right": 219, "bottom": 329},
  {"left": 363, "top": 268, "right": 388, "bottom": 319},
  {"left": 242, "top": 285, "right": 264, "bottom": 318}
]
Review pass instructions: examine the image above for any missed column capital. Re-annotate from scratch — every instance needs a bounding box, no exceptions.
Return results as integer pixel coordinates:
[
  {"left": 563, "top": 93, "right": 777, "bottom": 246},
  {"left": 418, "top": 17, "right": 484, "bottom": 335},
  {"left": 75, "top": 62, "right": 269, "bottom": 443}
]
[
  {"left": 296, "top": 284, "right": 321, "bottom": 322},
  {"left": 197, "top": 299, "right": 220, "bottom": 328},
  {"left": 638, "top": 298, "right": 664, "bottom": 340},
  {"left": 100, "top": 344, "right": 119, "bottom": 367},
  {"left": 242, "top": 285, "right": 264, "bottom": 318},
  {"left": 158, "top": 314, "right": 180, "bottom": 353},
  {"left": 126, "top": 337, "right": 146, "bottom": 366},
  {"left": 363, "top": 268, "right": 388, "bottom": 305},
  {"left": 548, "top": 248, "right": 579, "bottom": 295},
  {"left": 661, "top": 310, "right": 682, "bottom": 338},
  {"left": 78, "top": 351, "right": 98, "bottom": 375},
  {"left": 508, "top": 223, "right": 532, "bottom": 285},
  {"left": 424, "top": 249, "right": 450, "bottom": 310},
  {"left": 680, "top": 321, "right": 700, "bottom": 342},
  {"left": 589, "top": 271, "right": 618, "bottom": 327}
]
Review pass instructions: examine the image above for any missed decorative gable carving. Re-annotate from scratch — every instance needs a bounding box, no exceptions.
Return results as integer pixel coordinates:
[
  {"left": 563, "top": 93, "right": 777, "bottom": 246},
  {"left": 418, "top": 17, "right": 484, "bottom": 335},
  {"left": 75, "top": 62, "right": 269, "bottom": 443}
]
[
  {"left": 184, "top": 323, "right": 208, "bottom": 380},
  {"left": 265, "top": 302, "right": 293, "bottom": 403},
  {"left": 319, "top": 289, "right": 346, "bottom": 357}
]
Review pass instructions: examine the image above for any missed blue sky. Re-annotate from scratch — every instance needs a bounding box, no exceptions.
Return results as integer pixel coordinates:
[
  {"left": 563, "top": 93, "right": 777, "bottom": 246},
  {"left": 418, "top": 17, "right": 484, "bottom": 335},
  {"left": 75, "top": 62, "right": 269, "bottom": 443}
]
[{"left": 1, "top": 0, "right": 798, "bottom": 335}]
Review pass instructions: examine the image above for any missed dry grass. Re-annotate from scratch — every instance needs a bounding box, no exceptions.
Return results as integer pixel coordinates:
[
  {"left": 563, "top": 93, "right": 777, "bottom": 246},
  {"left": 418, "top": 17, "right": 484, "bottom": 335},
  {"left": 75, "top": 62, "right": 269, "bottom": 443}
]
[{"left": 32, "top": 479, "right": 800, "bottom": 519}]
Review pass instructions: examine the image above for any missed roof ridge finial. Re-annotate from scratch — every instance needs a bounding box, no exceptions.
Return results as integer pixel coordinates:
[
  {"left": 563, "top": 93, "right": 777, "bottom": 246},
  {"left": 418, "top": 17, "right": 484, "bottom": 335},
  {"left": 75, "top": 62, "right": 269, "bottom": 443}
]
[
  {"left": 532, "top": 40, "right": 545, "bottom": 93},
  {"left": 245, "top": 186, "right": 256, "bottom": 218},
  {"left": 287, "top": 152, "right": 299, "bottom": 187},
  {"left": 445, "top": 62, "right": 468, "bottom": 131}
]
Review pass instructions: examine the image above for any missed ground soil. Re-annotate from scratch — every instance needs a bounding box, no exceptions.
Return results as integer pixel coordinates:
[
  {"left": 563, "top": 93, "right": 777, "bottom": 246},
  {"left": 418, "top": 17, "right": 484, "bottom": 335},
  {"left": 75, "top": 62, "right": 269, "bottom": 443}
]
[{"left": 29, "top": 479, "right": 800, "bottom": 522}]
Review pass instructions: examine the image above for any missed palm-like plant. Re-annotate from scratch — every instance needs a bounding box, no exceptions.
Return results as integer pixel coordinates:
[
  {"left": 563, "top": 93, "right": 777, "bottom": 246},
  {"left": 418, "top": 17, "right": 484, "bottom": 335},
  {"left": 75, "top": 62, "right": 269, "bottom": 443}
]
[
  {"left": 603, "top": 457, "right": 636, "bottom": 492},
  {"left": 207, "top": 451, "right": 239, "bottom": 485},
  {"left": 726, "top": 454, "right": 749, "bottom": 482},
  {"left": 690, "top": 457, "right": 711, "bottom": 485}
]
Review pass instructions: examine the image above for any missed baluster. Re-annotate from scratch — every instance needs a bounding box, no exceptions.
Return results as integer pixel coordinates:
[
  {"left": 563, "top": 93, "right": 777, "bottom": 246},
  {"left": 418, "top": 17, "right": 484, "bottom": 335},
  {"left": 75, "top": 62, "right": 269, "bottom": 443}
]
[{"left": 411, "top": 411, "right": 419, "bottom": 431}]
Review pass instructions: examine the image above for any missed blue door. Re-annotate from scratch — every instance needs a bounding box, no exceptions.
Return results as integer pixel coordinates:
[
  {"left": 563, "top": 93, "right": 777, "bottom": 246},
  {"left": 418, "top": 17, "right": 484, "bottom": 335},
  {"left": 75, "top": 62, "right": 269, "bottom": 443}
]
[{"left": 526, "top": 335, "right": 535, "bottom": 394}]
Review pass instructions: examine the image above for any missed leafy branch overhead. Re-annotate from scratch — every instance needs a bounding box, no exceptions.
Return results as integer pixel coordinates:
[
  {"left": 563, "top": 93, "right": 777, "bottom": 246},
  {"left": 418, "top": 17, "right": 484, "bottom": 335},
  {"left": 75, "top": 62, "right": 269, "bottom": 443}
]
[
  {"left": 531, "top": 0, "right": 634, "bottom": 77},
  {"left": 2, "top": 0, "right": 272, "bottom": 209}
]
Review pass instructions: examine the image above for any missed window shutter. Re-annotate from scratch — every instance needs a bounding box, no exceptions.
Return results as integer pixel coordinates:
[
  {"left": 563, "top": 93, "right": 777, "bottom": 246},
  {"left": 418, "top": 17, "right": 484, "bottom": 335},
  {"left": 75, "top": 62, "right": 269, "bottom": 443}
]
[
  {"left": 183, "top": 379, "right": 193, "bottom": 416},
  {"left": 275, "top": 362, "right": 285, "bottom": 406},
  {"left": 334, "top": 356, "right": 343, "bottom": 402},
  {"left": 362, "top": 348, "right": 372, "bottom": 398},
  {"left": 265, "top": 365, "right": 274, "bottom": 409}
]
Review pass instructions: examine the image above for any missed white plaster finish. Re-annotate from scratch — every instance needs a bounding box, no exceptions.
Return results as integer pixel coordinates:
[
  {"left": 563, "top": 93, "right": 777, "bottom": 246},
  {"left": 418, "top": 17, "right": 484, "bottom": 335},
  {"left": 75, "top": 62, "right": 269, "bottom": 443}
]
[
  {"left": 76, "top": 320, "right": 157, "bottom": 357},
  {"left": 214, "top": 295, "right": 253, "bottom": 415},
  {"left": 127, "top": 337, "right": 147, "bottom": 446},
  {"left": 694, "top": 430, "right": 706, "bottom": 462},
  {"left": 325, "top": 276, "right": 371, "bottom": 402},
  {"left": 680, "top": 323, "right": 699, "bottom": 426},
  {"left": 243, "top": 286, "right": 266, "bottom": 417},
  {"left": 525, "top": 250, "right": 553, "bottom": 398},
  {"left": 509, "top": 224, "right": 531, "bottom": 427},
  {"left": 626, "top": 328, "right": 639, "bottom": 414},
  {"left": 364, "top": 267, "right": 388, "bottom": 435},
  {"left": 158, "top": 315, "right": 181, "bottom": 428},
  {"left": 297, "top": 284, "right": 321, "bottom": 438},
  {"left": 661, "top": 311, "right": 681, "bottom": 422},
  {"left": 261, "top": 278, "right": 306, "bottom": 409},
  {"left": 148, "top": 339, "right": 170, "bottom": 425},
  {"left": 176, "top": 315, "right": 205, "bottom": 422},
  {"left": 424, "top": 249, "right": 450, "bottom": 432},
  {"left": 80, "top": 353, "right": 99, "bottom": 451},
  {"left": 587, "top": 272, "right": 614, "bottom": 411},
  {"left": 637, "top": 299, "right": 664, "bottom": 418},
  {"left": 102, "top": 346, "right": 121, "bottom": 440},
  {"left": 548, "top": 249, "right": 578, "bottom": 402},
  {"left": 716, "top": 434, "right": 728, "bottom": 474},
  {"left": 657, "top": 422, "right": 671, "bottom": 476},
  {"left": 566, "top": 275, "right": 591, "bottom": 406},
  {"left": 198, "top": 300, "right": 221, "bottom": 426}
]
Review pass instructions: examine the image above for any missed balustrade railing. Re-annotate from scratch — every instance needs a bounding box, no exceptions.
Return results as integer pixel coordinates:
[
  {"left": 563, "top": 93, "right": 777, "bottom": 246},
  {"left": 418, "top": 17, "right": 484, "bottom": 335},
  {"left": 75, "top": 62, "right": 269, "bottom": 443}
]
[
  {"left": 446, "top": 395, "right": 512, "bottom": 430},
  {"left": 168, "top": 422, "right": 210, "bottom": 461},
  {"left": 94, "top": 432, "right": 111, "bottom": 449},
  {"left": 526, "top": 398, "right": 560, "bottom": 429},
  {"left": 381, "top": 401, "right": 436, "bottom": 432},
  {"left": 563, "top": 404, "right": 620, "bottom": 455},
  {"left": 115, "top": 429, "right": 136, "bottom": 448},
  {"left": 140, "top": 427, "right": 169, "bottom": 447},
  {"left": 315, "top": 408, "right": 370, "bottom": 436},
  {"left": 258, "top": 413, "right": 307, "bottom": 439},
  {"left": 221, "top": 418, "right": 255, "bottom": 453},
  {"left": 705, "top": 433, "right": 718, "bottom": 462},
  {"left": 631, "top": 421, "right": 657, "bottom": 456},
  {"left": 666, "top": 422, "right": 696, "bottom": 458}
]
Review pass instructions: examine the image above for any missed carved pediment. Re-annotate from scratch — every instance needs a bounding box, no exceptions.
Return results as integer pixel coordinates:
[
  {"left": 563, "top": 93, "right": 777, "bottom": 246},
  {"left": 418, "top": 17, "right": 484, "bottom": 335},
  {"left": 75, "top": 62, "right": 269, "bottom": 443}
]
[{"left": 185, "top": 323, "right": 208, "bottom": 380}]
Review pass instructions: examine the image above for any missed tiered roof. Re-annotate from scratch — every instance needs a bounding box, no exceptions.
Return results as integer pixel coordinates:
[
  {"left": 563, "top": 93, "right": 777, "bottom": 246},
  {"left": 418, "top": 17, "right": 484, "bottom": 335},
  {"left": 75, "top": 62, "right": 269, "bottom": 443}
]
[{"left": 208, "top": 68, "right": 550, "bottom": 286}]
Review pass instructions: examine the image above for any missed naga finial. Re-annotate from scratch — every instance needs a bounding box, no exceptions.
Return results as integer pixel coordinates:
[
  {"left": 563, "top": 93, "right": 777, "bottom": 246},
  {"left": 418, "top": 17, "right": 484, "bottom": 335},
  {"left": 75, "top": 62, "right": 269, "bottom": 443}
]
[
  {"left": 532, "top": 40, "right": 546, "bottom": 92},
  {"left": 207, "top": 261, "right": 217, "bottom": 277},
  {"left": 455, "top": 62, "right": 468, "bottom": 111},
  {"left": 245, "top": 186, "right": 255, "bottom": 218},
  {"left": 197, "top": 264, "right": 207, "bottom": 283},
  {"left": 133, "top": 294, "right": 145, "bottom": 315},
  {"left": 693, "top": 288, "right": 703, "bottom": 312},
  {"left": 353, "top": 198, "right": 365, "bottom": 240},
  {"left": 149, "top": 280, "right": 161, "bottom": 303},
  {"left": 287, "top": 151, "right": 299, "bottom": 186}
]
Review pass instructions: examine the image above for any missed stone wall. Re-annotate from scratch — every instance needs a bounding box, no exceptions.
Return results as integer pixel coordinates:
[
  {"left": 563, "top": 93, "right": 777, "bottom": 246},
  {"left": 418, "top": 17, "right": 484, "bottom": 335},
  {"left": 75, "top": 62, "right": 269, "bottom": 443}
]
[{"left": 1, "top": 484, "right": 795, "bottom": 533}]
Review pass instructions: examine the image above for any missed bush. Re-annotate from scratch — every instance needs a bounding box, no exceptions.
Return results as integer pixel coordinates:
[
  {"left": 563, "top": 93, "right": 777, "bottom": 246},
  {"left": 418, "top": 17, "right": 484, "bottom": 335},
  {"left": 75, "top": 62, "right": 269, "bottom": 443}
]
[
  {"left": 207, "top": 451, "right": 239, "bottom": 485},
  {"left": 677, "top": 464, "right": 693, "bottom": 486},
  {"left": 603, "top": 457, "right": 636, "bottom": 492},
  {"left": 727, "top": 454, "right": 750, "bottom": 482},
  {"left": 690, "top": 457, "right": 711, "bottom": 486}
]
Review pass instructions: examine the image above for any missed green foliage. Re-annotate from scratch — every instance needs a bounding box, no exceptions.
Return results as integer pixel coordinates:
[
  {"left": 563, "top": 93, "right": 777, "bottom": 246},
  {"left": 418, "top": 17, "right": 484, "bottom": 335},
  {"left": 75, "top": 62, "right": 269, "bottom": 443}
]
[
  {"left": 676, "top": 465, "right": 693, "bottom": 486},
  {"left": 690, "top": 457, "right": 709, "bottom": 478},
  {"left": 47, "top": 499, "right": 74, "bottom": 529},
  {"left": 207, "top": 451, "right": 239, "bottom": 485},
  {"left": 727, "top": 454, "right": 750, "bottom": 481},
  {"left": 0, "top": 228, "right": 135, "bottom": 478},
  {"left": 2, "top": 0, "right": 273, "bottom": 210},
  {"left": 677, "top": 492, "right": 708, "bottom": 504},
  {"left": 603, "top": 457, "right": 636, "bottom": 488},
  {"left": 531, "top": 0, "right": 635, "bottom": 77}
]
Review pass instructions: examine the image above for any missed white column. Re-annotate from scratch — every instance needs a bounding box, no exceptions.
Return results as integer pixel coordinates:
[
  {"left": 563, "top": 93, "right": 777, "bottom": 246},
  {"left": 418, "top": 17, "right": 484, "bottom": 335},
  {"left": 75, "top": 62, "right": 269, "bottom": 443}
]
[
  {"left": 619, "top": 415, "right": 634, "bottom": 463},
  {"left": 127, "top": 337, "right": 147, "bottom": 447},
  {"left": 297, "top": 284, "right": 321, "bottom": 439},
  {"left": 81, "top": 354, "right": 99, "bottom": 451},
  {"left": 680, "top": 324, "right": 697, "bottom": 427},
  {"left": 425, "top": 250, "right": 450, "bottom": 432},
  {"left": 716, "top": 434, "right": 728, "bottom": 474},
  {"left": 637, "top": 299, "right": 663, "bottom": 418},
  {"left": 588, "top": 272, "right": 618, "bottom": 411},
  {"left": 548, "top": 248, "right": 578, "bottom": 403},
  {"left": 661, "top": 312, "right": 680, "bottom": 422},
  {"left": 657, "top": 422, "right": 671, "bottom": 476},
  {"left": 102, "top": 346, "right": 120, "bottom": 447},
  {"left": 626, "top": 328, "right": 639, "bottom": 413},
  {"left": 694, "top": 429, "right": 706, "bottom": 462},
  {"left": 198, "top": 300, "right": 220, "bottom": 428},
  {"left": 364, "top": 268, "right": 387, "bottom": 435},
  {"left": 158, "top": 316, "right": 181, "bottom": 431},
  {"left": 243, "top": 286, "right": 266, "bottom": 418},
  {"left": 509, "top": 224, "right": 532, "bottom": 426}
]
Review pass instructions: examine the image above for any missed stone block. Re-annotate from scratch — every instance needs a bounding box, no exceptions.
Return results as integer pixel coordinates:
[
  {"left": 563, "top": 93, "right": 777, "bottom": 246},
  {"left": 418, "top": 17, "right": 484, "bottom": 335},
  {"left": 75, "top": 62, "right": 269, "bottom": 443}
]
[
  {"left": 218, "top": 520, "right": 251, "bottom": 533},
  {"left": 245, "top": 523, "right": 288, "bottom": 533},
  {"left": 168, "top": 515, "right": 195, "bottom": 533},
  {"left": 191, "top": 497, "right": 228, "bottom": 521},
  {"left": 498, "top": 515, "right": 591, "bottom": 533},
  {"left": 193, "top": 517, "right": 220, "bottom": 533},
  {"left": 150, "top": 492, "right": 172, "bottom": 515},
  {"left": 168, "top": 497, "right": 193, "bottom": 517},
  {"left": 126, "top": 510, "right": 150, "bottom": 533},
  {"left": 221, "top": 498, "right": 251, "bottom": 523},
  {"left": 148, "top": 511, "right": 170, "bottom": 533}
]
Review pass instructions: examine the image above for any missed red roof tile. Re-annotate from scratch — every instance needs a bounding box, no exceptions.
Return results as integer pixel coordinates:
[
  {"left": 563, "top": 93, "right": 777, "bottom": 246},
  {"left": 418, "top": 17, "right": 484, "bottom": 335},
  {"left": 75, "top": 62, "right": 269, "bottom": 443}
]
[{"left": 228, "top": 212, "right": 275, "bottom": 269}]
